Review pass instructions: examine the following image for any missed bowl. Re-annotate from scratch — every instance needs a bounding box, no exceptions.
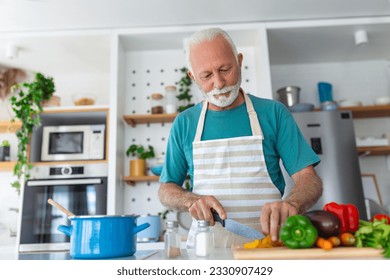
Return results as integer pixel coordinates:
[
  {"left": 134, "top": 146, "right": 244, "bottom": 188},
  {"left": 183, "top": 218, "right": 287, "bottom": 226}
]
[
  {"left": 374, "top": 96, "right": 390, "bottom": 105},
  {"left": 276, "top": 86, "right": 300, "bottom": 107},
  {"left": 151, "top": 165, "right": 163, "bottom": 176},
  {"left": 72, "top": 94, "right": 96, "bottom": 106}
]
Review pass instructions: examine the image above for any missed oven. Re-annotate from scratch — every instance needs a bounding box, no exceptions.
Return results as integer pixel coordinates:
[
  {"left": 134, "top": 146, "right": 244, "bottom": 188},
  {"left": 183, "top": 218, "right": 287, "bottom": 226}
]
[{"left": 17, "top": 163, "right": 108, "bottom": 253}]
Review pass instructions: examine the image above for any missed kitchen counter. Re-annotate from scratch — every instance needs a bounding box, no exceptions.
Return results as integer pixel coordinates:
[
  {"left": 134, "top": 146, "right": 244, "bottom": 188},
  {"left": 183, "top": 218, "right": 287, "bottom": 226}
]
[{"left": 0, "top": 242, "right": 233, "bottom": 260}]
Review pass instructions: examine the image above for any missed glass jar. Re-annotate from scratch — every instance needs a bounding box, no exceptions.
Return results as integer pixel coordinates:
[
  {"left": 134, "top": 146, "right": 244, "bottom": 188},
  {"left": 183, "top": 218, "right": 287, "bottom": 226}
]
[
  {"left": 164, "top": 220, "right": 181, "bottom": 258},
  {"left": 165, "top": 85, "right": 177, "bottom": 114},
  {"left": 194, "top": 220, "right": 214, "bottom": 257},
  {"left": 151, "top": 93, "right": 164, "bottom": 114}
]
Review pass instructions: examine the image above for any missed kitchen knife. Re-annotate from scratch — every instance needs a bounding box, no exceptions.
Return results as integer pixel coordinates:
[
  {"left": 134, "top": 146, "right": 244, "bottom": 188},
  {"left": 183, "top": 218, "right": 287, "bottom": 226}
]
[{"left": 212, "top": 210, "right": 264, "bottom": 240}]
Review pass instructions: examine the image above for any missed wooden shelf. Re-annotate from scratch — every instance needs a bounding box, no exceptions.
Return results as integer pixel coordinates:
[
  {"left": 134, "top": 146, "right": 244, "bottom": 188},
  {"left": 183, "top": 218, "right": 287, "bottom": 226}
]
[
  {"left": 0, "top": 120, "right": 22, "bottom": 133},
  {"left": 0, "top": 162, "right": 16, "bottom": 171},
  {"left": 123, "top": 113, "right": 177, "bottom": 127},
  {"left": 338, "top": 105, "right": 390, "bottom": 119},
  {"left": 357, "top": 146, "right": 390, "bottom": 156},
  {"left": 123, "top": 175, "right": 159, "bottom": 186}
]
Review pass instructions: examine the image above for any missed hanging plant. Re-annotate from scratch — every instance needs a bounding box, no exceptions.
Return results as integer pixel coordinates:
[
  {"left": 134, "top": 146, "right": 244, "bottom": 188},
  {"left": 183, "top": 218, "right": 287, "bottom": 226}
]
[
  {"left": 10, "top": 72, "right": 55, "bottom": 194},
  {"left": 177, "top": 67, "right": 194, "bottom": 112}
]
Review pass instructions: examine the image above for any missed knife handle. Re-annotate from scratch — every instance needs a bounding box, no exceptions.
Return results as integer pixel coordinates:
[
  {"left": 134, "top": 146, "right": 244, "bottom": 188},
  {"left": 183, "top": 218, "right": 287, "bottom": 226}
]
[{"left": 211, "top": 209, "right": 225, "bottom": 227}]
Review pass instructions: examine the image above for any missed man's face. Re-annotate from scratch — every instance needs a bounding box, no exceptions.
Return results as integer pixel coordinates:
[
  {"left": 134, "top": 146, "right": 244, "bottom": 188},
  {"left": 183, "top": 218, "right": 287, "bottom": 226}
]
[{"left": 188, "top": 36, "right": 242, "bottom": 108}]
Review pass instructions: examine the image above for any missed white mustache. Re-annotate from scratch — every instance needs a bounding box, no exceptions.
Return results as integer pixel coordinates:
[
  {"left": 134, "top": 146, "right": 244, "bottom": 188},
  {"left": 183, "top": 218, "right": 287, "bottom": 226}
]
[{"left": 206, "top": 85, "right": 236, "bottom": 97}]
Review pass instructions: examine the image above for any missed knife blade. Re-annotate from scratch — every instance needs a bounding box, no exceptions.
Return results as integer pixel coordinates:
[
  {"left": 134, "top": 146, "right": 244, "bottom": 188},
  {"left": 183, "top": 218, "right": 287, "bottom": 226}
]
[{"left": 212, "top": 210, "right": 264, "bottom": 240}]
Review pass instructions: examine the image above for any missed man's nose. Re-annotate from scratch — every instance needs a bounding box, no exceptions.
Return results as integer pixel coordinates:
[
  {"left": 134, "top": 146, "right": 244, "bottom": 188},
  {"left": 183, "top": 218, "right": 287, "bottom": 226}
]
[{"left": 212, "top": 73, "right": 225, "bottom": 89}]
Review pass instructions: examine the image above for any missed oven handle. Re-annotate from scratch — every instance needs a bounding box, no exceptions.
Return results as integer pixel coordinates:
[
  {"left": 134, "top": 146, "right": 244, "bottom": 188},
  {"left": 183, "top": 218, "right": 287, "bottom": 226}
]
[{"left": 27, "top": 178, "right": 102, "bottom": 186}]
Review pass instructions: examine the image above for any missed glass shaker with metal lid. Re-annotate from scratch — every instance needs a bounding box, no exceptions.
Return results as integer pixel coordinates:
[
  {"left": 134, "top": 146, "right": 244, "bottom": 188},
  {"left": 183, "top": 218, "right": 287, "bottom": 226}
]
[
  {"left": 194, "top": 220, "right": 214, "bottom": 257},
  {"left": 164, "top": 220, "right": 181, "bottom": 258}
]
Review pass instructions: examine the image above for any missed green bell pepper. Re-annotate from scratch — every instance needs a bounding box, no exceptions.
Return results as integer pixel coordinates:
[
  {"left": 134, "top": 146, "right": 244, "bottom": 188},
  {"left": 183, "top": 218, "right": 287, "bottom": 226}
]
[{"left": 280, "top": 215, "right": 318, "bottom": 249}]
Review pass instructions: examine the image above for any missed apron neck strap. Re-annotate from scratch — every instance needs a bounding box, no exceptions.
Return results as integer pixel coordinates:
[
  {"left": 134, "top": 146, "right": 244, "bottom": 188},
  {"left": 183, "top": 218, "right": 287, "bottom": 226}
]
[{"left": 194, "top": 90, "right": 263, "bottom": 142}]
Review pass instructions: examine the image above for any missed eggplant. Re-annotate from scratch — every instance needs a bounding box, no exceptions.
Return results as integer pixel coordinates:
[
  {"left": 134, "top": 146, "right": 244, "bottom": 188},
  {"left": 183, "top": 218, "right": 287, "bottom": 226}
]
[{"left": 303, "top": 210, "right": 341, "bottom": 238}]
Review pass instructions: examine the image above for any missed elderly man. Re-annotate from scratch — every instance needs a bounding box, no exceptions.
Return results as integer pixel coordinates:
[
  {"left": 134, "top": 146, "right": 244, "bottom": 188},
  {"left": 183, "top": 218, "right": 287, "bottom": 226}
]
[{"left": 158, "top": 27, "right": 323, "bottom": 248}]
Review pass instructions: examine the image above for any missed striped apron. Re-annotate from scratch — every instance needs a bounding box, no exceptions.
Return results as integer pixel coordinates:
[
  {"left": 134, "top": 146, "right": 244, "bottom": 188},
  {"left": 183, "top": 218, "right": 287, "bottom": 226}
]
[{"left": 186, "top": 92, "right": 282, "bottom": 248}]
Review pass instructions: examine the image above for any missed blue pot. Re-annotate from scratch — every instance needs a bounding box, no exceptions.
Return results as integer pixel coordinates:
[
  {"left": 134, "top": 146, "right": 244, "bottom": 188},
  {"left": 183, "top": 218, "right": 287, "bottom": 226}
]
[{"left": 58, "top": 215, "right": 149, "bottom": 259}]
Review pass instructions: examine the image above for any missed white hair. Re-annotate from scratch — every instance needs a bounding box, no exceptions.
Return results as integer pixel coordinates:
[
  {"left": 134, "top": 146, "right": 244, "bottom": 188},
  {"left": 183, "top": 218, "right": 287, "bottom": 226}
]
[{"left": 185, "top": 28, "right": 238, "bottom": 73}]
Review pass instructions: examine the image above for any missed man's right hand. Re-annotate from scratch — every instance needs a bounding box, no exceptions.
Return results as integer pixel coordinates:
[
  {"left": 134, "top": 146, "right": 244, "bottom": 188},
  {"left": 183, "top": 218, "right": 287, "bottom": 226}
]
[{"left": 188, "top": 195, "right": 226, "bottom": 226}]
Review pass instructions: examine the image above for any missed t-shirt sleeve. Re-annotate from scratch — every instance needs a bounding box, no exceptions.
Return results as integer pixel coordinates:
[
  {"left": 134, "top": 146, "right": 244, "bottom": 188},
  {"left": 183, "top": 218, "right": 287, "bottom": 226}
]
[
  {"left": 159, "top": 116, "right": 189, "bottom": 186},
  {"left": 276, "top": 108, "right": 320, "bottom": 177}
]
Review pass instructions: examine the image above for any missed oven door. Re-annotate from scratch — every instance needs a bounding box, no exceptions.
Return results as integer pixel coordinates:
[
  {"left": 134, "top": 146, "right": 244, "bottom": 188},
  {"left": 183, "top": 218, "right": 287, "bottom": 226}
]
[{"left": 18, "top": 177, "right": 107, "bottom": 252}]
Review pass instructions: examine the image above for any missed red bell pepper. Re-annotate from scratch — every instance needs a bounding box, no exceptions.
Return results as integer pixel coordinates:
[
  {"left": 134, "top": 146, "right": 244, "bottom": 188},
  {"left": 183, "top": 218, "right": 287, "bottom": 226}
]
[
  {"left": 323, "top": 202, "right": 359, "bottom": 233},
  {"left": 370, "top": 214, "right": 390, "bottom": 224}
]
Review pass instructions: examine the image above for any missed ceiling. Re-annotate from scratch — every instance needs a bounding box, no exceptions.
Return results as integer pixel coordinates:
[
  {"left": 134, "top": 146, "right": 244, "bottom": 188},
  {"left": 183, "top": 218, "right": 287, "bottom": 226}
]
[{"left": 0, "top": 0, "right": 390, "bottom": 33}]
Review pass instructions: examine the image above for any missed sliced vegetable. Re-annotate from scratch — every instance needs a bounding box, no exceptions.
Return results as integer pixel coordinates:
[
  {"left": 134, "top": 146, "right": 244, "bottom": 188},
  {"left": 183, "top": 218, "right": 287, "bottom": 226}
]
[
  {"left": 339, "top": 232, "right": 356, "bottom": 246},
  {"left": 315, "top": 237, "right": 333, "bottom": 250},
  {"left": 370, "top": 214, "right": 390, "bottom": 224},
  {"left": 243, "top": 239, "right": 260, "bottom": 249},
  {"left": 279, "top": 215, "right": 318, "bottom": 249},
  {"left": 323, "top": 202, "right": 359, "bottom": 233},
  {"left": 303, "top": 210, "right": 341, "bottom": 238},
  {"left": 355, "top": 219, "right": 390, "bottom": 258}
]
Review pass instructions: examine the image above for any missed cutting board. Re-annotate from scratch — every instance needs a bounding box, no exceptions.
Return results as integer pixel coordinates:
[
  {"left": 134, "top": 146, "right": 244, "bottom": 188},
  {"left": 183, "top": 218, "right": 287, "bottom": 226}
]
[{"left": 232, "top": 246, "right": 384, "bottom": 259}]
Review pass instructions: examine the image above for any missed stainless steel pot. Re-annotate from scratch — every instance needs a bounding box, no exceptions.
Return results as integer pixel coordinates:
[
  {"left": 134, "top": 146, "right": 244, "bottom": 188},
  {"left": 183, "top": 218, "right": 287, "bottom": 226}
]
[{"left": 277, "top": 86, "right": 300, "bottom": 107}]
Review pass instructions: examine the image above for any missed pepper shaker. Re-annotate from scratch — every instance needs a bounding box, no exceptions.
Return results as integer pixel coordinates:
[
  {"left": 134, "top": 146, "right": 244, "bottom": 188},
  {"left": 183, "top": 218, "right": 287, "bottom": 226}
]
[{"left": 164, "top": 220, "right": 181, "bottom": 258}]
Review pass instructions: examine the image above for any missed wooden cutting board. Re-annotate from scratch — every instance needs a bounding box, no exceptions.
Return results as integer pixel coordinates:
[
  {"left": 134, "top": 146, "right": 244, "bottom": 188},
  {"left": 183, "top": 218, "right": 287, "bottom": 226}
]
[{"left": 232, "top": 246, "right": 384, "bottom": 259}]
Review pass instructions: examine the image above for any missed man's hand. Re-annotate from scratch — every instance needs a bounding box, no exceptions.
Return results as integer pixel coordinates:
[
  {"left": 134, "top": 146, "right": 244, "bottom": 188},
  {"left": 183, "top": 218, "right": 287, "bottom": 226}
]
[
  {"left": 260, "top": 200, "right": 298, "bottom": 242},
  {"left": 188, "top": 195, "right": 226, "bottom": 226}
]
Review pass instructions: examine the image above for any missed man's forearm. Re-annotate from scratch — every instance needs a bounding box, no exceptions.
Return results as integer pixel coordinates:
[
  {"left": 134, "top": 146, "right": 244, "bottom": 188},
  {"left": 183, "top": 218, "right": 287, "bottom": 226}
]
[
  {"left": 158, "top": 182, "right": 200, "bottom": 212},
  {"left": 285, "top": 171, "right": 323, "bottom": 213}
]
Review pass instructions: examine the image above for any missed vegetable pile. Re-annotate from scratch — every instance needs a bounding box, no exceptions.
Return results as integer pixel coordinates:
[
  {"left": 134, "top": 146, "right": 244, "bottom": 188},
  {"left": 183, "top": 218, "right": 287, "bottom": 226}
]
[
  {"left": 355, "top": 218, "right": 390, "bottom": 258},
  {"left": 242, "top": 202, "right": 390, "bottom": 258}
]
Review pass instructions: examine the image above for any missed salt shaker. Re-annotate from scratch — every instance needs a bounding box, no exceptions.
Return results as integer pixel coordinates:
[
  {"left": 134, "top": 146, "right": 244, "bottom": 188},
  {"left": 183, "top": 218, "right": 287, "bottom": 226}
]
[
  {"left": 194, "top": 220, "right": 214, "bottom": 257},
  {"left": 164, "top": 85, "right": 177, "bottom": 114},
  {"left": 164, "top": 220, "right": 181, "bottom": 258}
]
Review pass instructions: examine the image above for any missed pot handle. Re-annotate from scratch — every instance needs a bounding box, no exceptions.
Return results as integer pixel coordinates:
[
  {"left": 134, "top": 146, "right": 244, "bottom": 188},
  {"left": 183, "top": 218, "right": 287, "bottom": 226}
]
[
  {"left": 57, "top": 225, "right": 73, "bottom": 236},
  {"left": 133, "top": 222, "right": 150, "bottom": 234}
]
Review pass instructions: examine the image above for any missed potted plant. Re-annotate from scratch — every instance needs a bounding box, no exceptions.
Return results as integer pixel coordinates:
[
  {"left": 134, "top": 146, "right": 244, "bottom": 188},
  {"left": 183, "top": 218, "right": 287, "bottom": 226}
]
[
  {"left": 10, "top": 72, "right": 55, "bottom": 194},
  {"left": 177, "top": 67, "right": 194, "bottom": 112},
  {"left": 126, "top": 144, "right": 155, "bottom": 176},
  {"left": 0, "top": 140, "right": 11, "bottom": 161}
]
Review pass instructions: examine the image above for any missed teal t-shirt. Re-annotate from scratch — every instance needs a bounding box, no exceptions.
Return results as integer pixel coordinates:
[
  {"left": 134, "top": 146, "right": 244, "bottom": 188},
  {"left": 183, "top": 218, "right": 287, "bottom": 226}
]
[{"left": 160, "top": 94, "right": 320, "bottom": 195}]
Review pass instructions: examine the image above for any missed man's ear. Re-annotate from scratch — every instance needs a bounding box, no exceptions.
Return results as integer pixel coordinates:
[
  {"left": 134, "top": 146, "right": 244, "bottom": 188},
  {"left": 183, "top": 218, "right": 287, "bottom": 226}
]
[
  {"left": 187, "top": 70, "right": 195, "bottom": 81},
  {"left": 238, "top": 53, "right": 243, "bottom": 67}
]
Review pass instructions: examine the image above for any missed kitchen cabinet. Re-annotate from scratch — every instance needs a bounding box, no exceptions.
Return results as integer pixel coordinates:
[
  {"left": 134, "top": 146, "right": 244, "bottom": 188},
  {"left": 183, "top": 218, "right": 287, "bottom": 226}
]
[
  {"left": 339, "top": 105, "right": 390, "bottom": 156},
  {"left": 29, "top": 106, "right": 110, "bottom": 164}
]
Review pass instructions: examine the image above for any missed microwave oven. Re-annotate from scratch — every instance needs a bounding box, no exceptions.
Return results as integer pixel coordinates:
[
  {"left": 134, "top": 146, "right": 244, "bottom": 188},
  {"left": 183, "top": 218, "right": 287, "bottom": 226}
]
[{"left": 41, "top": 124, "right": 105, "bottom": 161}]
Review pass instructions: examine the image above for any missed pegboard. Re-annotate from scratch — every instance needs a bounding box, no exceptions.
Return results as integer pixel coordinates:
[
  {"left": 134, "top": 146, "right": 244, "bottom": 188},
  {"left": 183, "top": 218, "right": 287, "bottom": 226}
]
[{"left": 122, "top": 46, "right": 258, "bottom": 217}]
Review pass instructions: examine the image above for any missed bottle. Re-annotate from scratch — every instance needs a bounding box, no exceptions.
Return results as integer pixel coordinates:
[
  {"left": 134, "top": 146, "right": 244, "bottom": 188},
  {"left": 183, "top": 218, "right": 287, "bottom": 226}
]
[
  {"left": 194, "top": 220, "right": 214, "bottom": 257},
  {"left": 164, "top": 220, "right": 181, "bottom": 258},
  {"left": 151, "top": 93, "right": 164, "bottom": 114},
  {"left": 164, "top": 85, "right": 177, "bottom": 114}
]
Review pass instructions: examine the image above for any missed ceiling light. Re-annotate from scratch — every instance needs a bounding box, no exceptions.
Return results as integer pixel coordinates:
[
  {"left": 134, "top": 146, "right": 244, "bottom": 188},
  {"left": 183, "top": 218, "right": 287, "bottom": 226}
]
[
  {"left": 354, "top": 30, "right": 368, "bottom": 46},
  {"left": 6, "top": 43, "right": 19, "bottom": 59}
]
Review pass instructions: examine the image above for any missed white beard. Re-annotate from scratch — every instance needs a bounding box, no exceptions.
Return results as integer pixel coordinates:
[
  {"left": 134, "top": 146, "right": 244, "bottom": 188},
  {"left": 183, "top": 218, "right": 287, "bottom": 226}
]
[{"left": 198, "top": 73, "right": 242, "bottom": 108}]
